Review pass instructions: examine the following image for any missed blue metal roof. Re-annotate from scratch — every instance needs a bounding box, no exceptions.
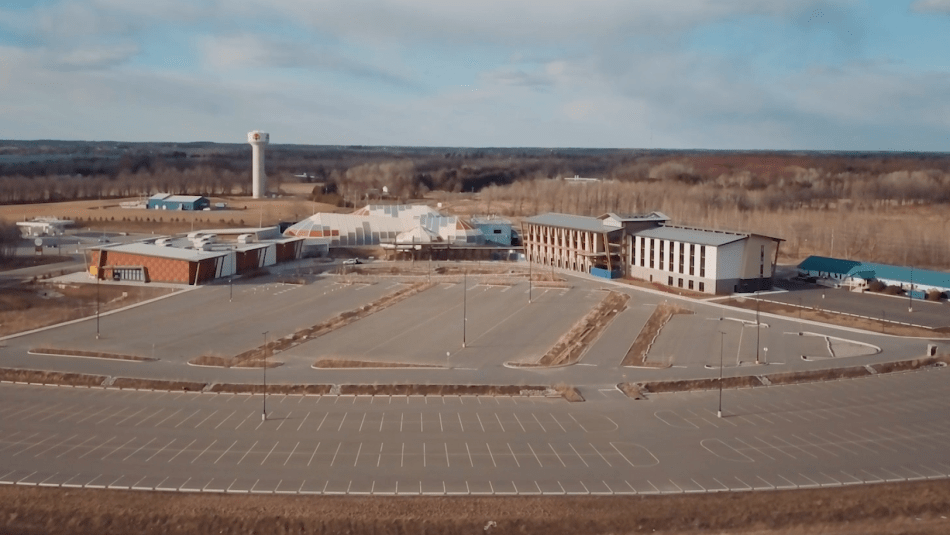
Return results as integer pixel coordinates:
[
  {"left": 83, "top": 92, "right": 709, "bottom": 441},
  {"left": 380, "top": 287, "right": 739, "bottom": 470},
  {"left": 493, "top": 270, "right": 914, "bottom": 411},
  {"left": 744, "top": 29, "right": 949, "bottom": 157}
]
[{"left": 798, "top": 256, "right": 950, "bottom": 288}]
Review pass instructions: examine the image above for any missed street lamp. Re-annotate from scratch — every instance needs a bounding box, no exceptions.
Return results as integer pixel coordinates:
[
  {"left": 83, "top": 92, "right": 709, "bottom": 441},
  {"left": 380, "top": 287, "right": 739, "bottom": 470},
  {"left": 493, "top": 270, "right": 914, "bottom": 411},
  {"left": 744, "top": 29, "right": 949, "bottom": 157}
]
[
  {"left": 755, "top": 290, "right": 762, "bottom": 364},
  {"left": 528, "top": 249, "right": 533, "bottom": 304},
  {"left": 261, "top": 331, "right": 268, "bottom": 421},
  {"left": 229, "top": 277, "right": 233, "bottom": 302},
  {"left": 462, "top": 271, "right": 467, "bottom": 348},
  {"left": 909, "top": 266, "right": 914, "bottom": 313},
  {"left": 718, "top": 331, "right": 725, "bottom": 418},
  {"left": 95, "top": 268, "right": 100, "bottom": 339}
]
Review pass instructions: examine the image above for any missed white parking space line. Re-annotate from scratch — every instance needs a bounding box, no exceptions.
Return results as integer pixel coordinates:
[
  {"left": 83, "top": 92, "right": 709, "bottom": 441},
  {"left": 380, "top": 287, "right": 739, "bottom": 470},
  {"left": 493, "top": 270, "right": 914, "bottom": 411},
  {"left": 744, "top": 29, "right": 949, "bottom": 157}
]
[
  {"left": 174, "top": 409, "right": 202, "bottom": 428},
  {"left": 167, "top": 439, "right": 197, "bottom": 463},
  {"left": 193, "top": 410, "right": 219, "bottom": 429},
  {"left": 261, "top": 442, "right": 279, "bottom": 465},
  {"left": 133, "top": 407, "right": 165, "bottom": 427},
  {"left": 772, "top": 435, "right": 818, "bottom": 459},
  {"left": 78, "top": 436, "right": 115, "bottom": 459},
  {"left": 12, "top": 434, "right": 55, "bottom": 457},
  {"left": 307, "top": 443, "right": 321, "bottom": 467},
  {"left": 236, "top": 441, "right": 258, "bottom": 465},
  {"left": 33, "top": 433, "right": 78, "bottom": 458},
  {"left": 569, "top": 443, "right": 589, "bottom": 467},
  {"left": 153, "top": 409, "right": 183, "bottom": 428},
  {"left": 285, "top": 442, "right": 299, "bottom": 466},
  {"left": 191, "top": 440, "right": 218, "bottom": 464},
  {"left": 56, "top": 435, "right": 97, "bottom": 459},
  {"left": 214, "top": 410, "right": 238, "bottom": 430},
  {"left": 123, "top": 437, "right": 157, "bottom": 461},
  {"left": 74, "top": 405, "right": 112, "bottom": 424},
  {"left": 101, "top": 437, "right": 136, "bottom": 461}
]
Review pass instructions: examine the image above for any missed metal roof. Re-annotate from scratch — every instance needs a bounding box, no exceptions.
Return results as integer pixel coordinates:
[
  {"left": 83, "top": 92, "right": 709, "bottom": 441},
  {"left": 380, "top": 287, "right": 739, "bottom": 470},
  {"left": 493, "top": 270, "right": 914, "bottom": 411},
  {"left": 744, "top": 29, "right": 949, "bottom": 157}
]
[
  {"left": 633, "top": 226, "right": 748, "bottom": 246},
  {"left": 799, "top": 255, "right": 950, "bottom": 288},
  {"left": 164, "top": 195, "right": 206, "bottom": 203},
  {"left": 523, "top": 213, "right": 621, "bottom": 233},
  {"left": 95, "top": 243, "right": 228, "bottom": 262}
]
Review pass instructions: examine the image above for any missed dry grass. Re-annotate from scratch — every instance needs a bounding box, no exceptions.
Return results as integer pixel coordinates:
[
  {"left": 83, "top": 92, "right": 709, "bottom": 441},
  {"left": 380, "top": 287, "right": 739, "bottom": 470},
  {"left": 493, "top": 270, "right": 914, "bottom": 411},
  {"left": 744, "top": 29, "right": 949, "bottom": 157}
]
[
  {"left": 5, "top": 478, "right": 950, "bottom": 534},
  {"left": 29, "top": 348, "right": 156, "bottom": 362},
  {"left": 0, "top": 282, "right": 175, "bottom": 336},
  {"left": 313, "top": 358, "right": 442, "bottom": 369},
  {"left": 110, "top": 378, "right": 206, "bottom": 391},
  {"left": 523, "top": 291, "right": 628, "bottom": 367},
  {"left": 0, "top": 255, "right": 73, "bottom": 272},
  {"left": 720, "top": 298, "right": 942, "bottom": 337},
  {"left": 0, "top": 368, "right": 106, "bottom": 387},
  {"left": 622, "top": 301, "right": 694, "bottom": 367}
]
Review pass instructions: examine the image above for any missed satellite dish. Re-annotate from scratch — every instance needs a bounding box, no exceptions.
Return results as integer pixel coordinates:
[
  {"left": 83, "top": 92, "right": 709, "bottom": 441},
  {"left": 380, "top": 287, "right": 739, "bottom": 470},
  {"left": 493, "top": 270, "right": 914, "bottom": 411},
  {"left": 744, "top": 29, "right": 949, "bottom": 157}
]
[{"left": 34, "top": 238, "right": 43, "bottom": 247}]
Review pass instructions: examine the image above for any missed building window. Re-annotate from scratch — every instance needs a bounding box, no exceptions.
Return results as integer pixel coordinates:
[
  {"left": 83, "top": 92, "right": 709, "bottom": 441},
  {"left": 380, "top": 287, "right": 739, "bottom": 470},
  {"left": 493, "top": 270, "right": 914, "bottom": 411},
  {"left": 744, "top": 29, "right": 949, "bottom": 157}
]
[
  {"left": 688, "top": 280, "right": 694, "bottom": 290},
  {"left": 649, "top": 239, "right": 655, "bottom": 269},
  {"left": 700, "top": 246, "right": 706, "bottom": 277},
  {"left": 678, "top": 278, "right": 683, "bottom": 288},
  {"left": 668, "top": 242, "right": 674, "bottom": 272},
  {"left": 679, "top": 243, "right": 685, "bottom": 273},
  {"left": 668, "top": 276, "right": 673, "bottom": 286},
  {"left": 659, "top": 241, "right": 665, "bottom": 271},
  {"left": 689, "top": 244, "right": 695, "bottom": 275},
  {"left": 639, "top": 237, "right": 645, "bottom": 267},
  {"left": 699, "top": 282, "right": 705, "bottom": 292}
]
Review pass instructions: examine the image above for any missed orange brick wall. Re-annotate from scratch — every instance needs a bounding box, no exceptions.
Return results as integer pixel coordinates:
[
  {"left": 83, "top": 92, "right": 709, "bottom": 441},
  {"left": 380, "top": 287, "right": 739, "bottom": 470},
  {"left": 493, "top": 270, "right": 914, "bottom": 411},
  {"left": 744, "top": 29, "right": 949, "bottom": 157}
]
[{"left": 99, "top": 251, "right": 192, "bottom": 284}]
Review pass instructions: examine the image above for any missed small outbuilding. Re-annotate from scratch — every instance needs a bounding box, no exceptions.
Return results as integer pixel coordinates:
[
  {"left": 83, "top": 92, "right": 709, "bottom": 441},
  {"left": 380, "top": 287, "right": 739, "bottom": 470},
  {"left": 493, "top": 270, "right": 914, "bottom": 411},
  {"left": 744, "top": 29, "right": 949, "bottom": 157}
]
[{"left": 147, "top": 194, "right": 210, "bottom": 211}]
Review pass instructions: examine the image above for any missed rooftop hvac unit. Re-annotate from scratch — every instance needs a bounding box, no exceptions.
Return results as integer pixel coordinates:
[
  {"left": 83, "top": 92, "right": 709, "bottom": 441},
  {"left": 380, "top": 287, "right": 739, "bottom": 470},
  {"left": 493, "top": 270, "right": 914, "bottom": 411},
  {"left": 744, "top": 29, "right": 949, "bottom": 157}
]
[
  {"left": 237, "top": 233, "right": 255, "bottom": 244},
  {"left": 155, "top": 238, "right": 172, "bottom": 247}
]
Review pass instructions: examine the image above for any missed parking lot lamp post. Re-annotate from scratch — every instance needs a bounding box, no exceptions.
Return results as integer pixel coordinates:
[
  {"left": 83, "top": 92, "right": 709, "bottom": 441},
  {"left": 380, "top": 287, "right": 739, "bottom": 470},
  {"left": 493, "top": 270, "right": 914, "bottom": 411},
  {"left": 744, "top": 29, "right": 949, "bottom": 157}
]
[
  {"left": 528, "top": 250, "right": 532, "bottom": 304},
  {"left": 763, "top": 347, "right": 768, "bottom": 365},
  {"left": 718, "top": 331, "right": 724, "bottom": 418},
  {"left": 261, "top": 331, "right": 268, "bottom": 421},
  {"left": 462, "top": 271, "right": 467, "bottom": 348},
  {"left": 229, "top": 277, "right": 233, "bottom": 302},
  {"left": 909, "top": 266, "right": 914, "bottom": 313},
  {"left": 755, "top": 290, "right": 762, "bottom": 364},
  {"left": 96, "top": 269, "right": 100, "bottom": 339}
]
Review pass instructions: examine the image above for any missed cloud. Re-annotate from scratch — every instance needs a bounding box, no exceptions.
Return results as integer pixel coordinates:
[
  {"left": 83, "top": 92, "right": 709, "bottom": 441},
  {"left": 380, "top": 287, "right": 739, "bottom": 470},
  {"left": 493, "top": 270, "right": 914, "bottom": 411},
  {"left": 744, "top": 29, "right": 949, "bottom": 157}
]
[
  {"left": 912, "top": 0, "right": 950, "bottom": 13},
  {"left": 200, "top": 34, "right": 416, "bottom": 88},
  {"left": 49, "top": 42, "right": 141, "bottom": 69}
]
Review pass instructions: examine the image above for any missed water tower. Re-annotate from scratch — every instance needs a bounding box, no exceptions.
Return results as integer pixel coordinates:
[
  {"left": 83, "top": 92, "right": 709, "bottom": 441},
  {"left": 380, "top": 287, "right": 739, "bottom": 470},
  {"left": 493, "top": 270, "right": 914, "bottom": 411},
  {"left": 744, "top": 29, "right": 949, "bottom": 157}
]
[{"left": 248, "top": 131, "right": 270, "bottom": 199}]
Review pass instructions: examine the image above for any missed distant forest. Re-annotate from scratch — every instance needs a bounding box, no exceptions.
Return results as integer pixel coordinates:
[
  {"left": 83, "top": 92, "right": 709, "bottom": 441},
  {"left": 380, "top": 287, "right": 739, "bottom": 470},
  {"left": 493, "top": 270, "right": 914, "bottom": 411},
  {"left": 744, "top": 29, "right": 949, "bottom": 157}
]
[{"left": 2, "top": 140, "right": 950, "bottom": 266}]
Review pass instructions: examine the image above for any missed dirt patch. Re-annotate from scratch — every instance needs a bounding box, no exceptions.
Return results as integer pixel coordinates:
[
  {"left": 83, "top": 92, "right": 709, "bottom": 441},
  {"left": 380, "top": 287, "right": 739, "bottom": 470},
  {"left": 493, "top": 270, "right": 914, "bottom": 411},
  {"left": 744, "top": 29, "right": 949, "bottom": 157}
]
[
  {"left": 110, "top": 378, "right": 206, "bottom": 391},
  {"left": 633, "top": 375, "right": 765, "bottom": 394},
  {"left": 208, "top": 383, "right": 332, "bottom": 395},
  {"left": 622, "top": 300, "right": 694, "bottom": 367},
  {"left": 513, "top": 291, "right": 628, "bottom": 367},
  {"left": 5, "top": 479, "right": 950, "bottom": 535},
  {"left": 765, "top": 365, "right": 871, "bottom": 385},
  {"left": 618, "top": 382, "right": 646, "bottom": 400},
  {"left": 553, "top": 383, "right": 585, "bottom": 402},
  {"left": 0, "top": 282, "right": 175, "bottom": 336},
  {"left": 29, "top": 347, "right": 156, "bottom": 362},
  {"left": 721, "top": 297, "right": 941, "bottom": 337},
  {"left": 872, "top": 354, "right": 950, "bottom": 373},
  {"left": 338, "top": 384, "right": 559, "bottom": 397},
  {"left": 313, "top": 358, "right": 443, "bottom": 369},
  {"left": 0, "top": 368, "right": 105, "bottom": 387}
]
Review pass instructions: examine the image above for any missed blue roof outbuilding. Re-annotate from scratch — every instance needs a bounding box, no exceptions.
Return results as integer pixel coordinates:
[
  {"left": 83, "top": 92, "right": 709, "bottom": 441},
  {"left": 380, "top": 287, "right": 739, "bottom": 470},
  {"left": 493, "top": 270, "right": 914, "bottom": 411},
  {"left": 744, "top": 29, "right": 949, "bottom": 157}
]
[{"left": 798, "top": 255, "right": 950, "bottom": 290}]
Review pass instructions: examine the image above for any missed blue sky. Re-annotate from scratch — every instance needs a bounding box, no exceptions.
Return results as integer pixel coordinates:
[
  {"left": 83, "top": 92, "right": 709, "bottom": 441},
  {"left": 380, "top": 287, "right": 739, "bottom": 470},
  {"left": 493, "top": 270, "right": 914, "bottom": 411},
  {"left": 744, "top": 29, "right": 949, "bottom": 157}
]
[{"left": 0, "top": 0, "right": 948, "bottom": 150}]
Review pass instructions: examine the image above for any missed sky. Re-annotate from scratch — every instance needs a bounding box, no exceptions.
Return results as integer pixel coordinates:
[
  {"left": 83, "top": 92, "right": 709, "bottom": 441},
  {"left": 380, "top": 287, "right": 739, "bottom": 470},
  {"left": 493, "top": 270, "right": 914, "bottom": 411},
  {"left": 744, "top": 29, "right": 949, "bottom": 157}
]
[{"left": 0, "top": 0, "right": 948, "bottom": 150}]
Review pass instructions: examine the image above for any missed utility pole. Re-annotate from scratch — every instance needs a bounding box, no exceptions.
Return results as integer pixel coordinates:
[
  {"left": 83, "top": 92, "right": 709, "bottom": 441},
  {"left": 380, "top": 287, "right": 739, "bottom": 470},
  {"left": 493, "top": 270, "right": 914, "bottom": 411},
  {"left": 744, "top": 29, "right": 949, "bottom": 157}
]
[
  {"left": 95, "top": 267, "right": 100, "bottom": 339},
  {"left": 718, "top": 331, "right": 724, "bottom": 418},
  {"left": 261, "top": 331, "right": 268, "bottom": 421},
  {"left": 755, "top": 291, "right": 762, "bottom": 364},
  {"left": 462, "top": 271, "right": 467, "bottom": 348},
  {"left": 528, "top": 248, "right": 532, "bottom": 304},
  {"left": 908, "top": 266, "right": 914, "bottom": 313}
]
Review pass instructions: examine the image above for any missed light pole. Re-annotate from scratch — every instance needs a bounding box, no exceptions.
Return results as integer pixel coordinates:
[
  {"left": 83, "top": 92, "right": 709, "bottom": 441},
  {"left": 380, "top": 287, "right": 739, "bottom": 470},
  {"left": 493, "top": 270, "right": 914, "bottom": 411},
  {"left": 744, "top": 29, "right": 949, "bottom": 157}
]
[
  {"left": 718, "top": 331, "right": 724, "bottom": 418},
  {"left": 261, "top": 331, "right": 268, "bottom": 421},
  {"left": 462, "top": 271, "right": 467, "bottom": 348},
  {"left": 229, "top": 277, "right": 233, "bottom": 302},
  {"left": 909, "top": 266, "right": 914, "bottom": 313},
  {"left": 755, "top": 290, "right": 762, "bottom": 364},
  {"left": 763, "top": 347, "right": 768, "bottom": 365},
  {"left": 95, "top": 268, "right": 100, "bottom": 339},
  {"left": 528, "top": 249, "right": 533, "bottom": 304}
]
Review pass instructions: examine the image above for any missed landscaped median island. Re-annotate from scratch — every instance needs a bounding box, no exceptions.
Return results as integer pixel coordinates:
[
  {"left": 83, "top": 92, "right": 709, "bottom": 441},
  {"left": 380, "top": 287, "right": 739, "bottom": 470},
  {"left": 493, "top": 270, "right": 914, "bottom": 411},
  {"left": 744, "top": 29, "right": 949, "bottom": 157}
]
[
  {"left": 188, "top": 282, "right": 435, "bottom": 368},
  {"left": 313, "top": 358, "right": 443, "bottom": 369},
  {"left": 507, "top": 291, "right": 628, "bottom": 367},
  {"left": 0, "top": 367, "right": 584, "bottom": 400},
  {"left": 29, "top": 348, "right": 158, "bottom": 362},
  {"left": 621, "top": 300, "right": 693, "bottom": 367},
  {"left": 620, "top": 354, "right": 950, "bottom": 398}
]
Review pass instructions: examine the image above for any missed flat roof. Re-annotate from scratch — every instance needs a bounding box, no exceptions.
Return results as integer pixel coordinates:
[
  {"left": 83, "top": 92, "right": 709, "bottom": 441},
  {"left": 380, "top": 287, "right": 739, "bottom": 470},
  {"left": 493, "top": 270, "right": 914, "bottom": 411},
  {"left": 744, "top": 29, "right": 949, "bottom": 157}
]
[
  {"left": 96, "top": 243, "right": 229, "bottom": 262},
  {"left": 633, "top": 226, "right": 748, "bottom": 247},
  {"left": 523, "top": 213, "right": 621, "bottom": 233}
]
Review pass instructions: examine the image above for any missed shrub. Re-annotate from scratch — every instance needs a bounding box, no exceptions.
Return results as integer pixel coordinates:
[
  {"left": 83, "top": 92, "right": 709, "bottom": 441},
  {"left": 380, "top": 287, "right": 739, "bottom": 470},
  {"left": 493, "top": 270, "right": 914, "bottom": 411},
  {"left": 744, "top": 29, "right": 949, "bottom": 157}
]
[
  {"left": 927, "top": 289, "right": 944, "bottom": 302},
  {"left": 868, "top": 280, "right": 886, "bottom": 292},
  {"left": 883, "top": 285, "right": 905, "bottom": 295}
]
